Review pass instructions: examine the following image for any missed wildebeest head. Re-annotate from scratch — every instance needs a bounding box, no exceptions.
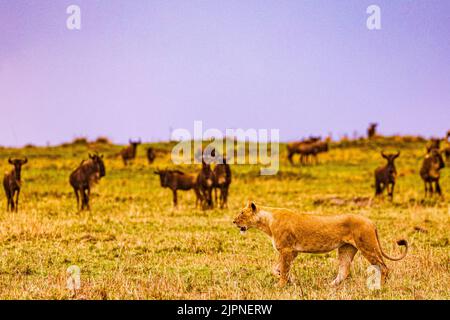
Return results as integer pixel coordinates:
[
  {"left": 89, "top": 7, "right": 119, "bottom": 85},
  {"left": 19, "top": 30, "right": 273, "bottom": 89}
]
[
  {"left": 381, "top": 151, "right": 400, "bottom": 174},
  {"left": 147, "top": 147, "right": 156, "bottom": 163},
  {"left": 368, "top": 123, "right": 378, "bottom": 138},
  {"left": 154, "top": 169, "right": 185, "bottom": 187},
  {"left": 8, "top": 157, "right": 28, "bottom": 182},
  {"left": 89, "top": 153, "right": 105, "bottom": 178},
  {"left": 129, "top": 139, "right": 141, "bottom": 149},
  {"left": 154, "top": 169, "right": 168, "bottom": 187},
  {"left": 426, "top": 138, "right": 441, "bottom": 153}
]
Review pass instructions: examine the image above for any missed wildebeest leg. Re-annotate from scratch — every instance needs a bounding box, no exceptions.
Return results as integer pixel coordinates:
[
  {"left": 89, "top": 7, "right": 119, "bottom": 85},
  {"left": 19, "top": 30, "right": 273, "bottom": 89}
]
[
  {"left": 172, "top": 189, "right": 178, "bottom": 207},
  {"left": 208, "top": 188, "right": 213, "bottom": 208},
  {"left": 85, "top": 186, "right": 91, "bottom": 210},
  {"left": 73, "top": 188, "right": 80, "bottom": 211},
  {"left": 424, "top": 182, "right": 428, "bottom": 197},
  {"left": 15, "top": 189, "right": 20, "bottom": 212},
  {"left": 435, "top": 180, "right": 442, "bottom": 196},
  {"left": 220, "top": 186, "right": 226, "bottom": 208},
  {"left": 9, "top": 190, "right": 16, "bottom": 212},
  {"left": 214, "top": 187, "right": 218, "bottom": 205},
  {"left": 223, "top": 186, "right": 229, "bottom": 208},
  {"left": 81, "top": 188, "right": 87, "bottom": 210},
  {"left": 375, "top": 180, "right": 382, "bottom": 196},
  {"left": 388, "top": 182, "right": 394, "bottom": 200},
  {"left": 429, "top": 182, "right": 434, "bottom": 195},
  {"left": 5, "top": 190, "right": 11, "bottom": 211},
  {"left": 288, "top": 152, "right": 293, "bottom": 165},
  {"left": 194, "top": 188, "right": 202, "bottom": 208}
]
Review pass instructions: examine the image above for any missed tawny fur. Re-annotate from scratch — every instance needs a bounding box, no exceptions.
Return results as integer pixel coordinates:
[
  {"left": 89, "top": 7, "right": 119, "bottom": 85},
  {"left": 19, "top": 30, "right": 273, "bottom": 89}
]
[{"left": 233, "top": 202, "right": 408, "bottom": 287}]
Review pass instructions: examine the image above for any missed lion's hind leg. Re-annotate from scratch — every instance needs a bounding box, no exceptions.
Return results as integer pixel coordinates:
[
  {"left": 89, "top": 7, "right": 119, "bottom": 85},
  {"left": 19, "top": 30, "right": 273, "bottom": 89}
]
[
  {"left": 331, "top": 244, "right": 357, "bottom": 286},
  {"left": 355, "top": 231, "right": 389, "bottom": 284},
  {"left": 272, "top": 254, "right": 281, "bottom": 278}
]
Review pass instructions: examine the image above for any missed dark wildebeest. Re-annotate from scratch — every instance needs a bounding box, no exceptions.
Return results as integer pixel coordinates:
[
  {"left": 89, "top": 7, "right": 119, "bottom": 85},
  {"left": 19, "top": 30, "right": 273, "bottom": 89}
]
[
  {"left": 147, "top": 147, "right": 156, "bottom": 164},
  {"left": 154, "top": 169, "right": 201, "bottom": 207},
  {"left": 367, "top": 123, "right": 378, "bottom": 139},
  {"left": 287, "top": 137, "right": 321, "bottom": 165},
  {"left": 374, "top": 151, "right": 400, "bottom": 200},
  {"left": 420, "top": 149, "right": 445, "bottom": 197},
  {"left": 213, "top": 158, "right": 232, "bottom": 208},
  {"left": 69, "top": 153, "right": 106, "bottom": 211},
  {"left": 120, "top": 139, "right": 141, "bottom": 165},
  {"left": 444, "top": 144, "right": 450, "bottom": 163},
  {"left": 3, "top": 158, "right": 28, "bottom": 212},
  {"left": 300, "top": 141, "right": 329, "bottom": 165},
  {"left": 197, "top": 160, "right": 215, "bottom": 209},
  {"left": 426, "top": 138, "right": 441, "bottom": 153}
]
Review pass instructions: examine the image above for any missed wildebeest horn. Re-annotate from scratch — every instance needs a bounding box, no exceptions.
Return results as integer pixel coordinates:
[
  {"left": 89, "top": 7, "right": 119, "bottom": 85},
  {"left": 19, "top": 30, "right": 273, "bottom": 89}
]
[
  {"left": 8, "top": 158, "right": 13, "bottom": 164},
  {"left": 394, "top": 151, "right": 400, "bottom": 158},
  {"left": 381, "top": 151, "right": 387, "bottom": 158},
  {"left": 22, "top": 157, "right": 28, "bottom": 164}
]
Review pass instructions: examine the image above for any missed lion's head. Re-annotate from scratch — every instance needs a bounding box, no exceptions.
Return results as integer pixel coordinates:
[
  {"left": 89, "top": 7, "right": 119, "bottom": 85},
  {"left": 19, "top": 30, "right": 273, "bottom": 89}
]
[{"left": 233, "top": 201, "right": 259, "bottom": 234}]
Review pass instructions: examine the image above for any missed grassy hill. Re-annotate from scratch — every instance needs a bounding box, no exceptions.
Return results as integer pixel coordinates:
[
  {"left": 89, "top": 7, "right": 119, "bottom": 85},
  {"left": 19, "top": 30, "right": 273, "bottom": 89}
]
[{"left": 0, "top": 138, "right": 448, "bottom": 299}]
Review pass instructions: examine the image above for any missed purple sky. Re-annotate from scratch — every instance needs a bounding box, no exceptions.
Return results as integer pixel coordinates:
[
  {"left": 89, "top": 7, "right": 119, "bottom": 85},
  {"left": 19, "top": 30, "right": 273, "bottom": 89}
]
[{"left": 1, "top": 1, "right": 449, "bottom": 146}]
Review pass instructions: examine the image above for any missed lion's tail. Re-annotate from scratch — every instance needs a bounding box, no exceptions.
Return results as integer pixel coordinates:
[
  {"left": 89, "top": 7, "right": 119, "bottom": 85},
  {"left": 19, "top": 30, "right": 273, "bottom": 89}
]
[{"left": 375, "top": 229, "right": 408, "bottom": 261}]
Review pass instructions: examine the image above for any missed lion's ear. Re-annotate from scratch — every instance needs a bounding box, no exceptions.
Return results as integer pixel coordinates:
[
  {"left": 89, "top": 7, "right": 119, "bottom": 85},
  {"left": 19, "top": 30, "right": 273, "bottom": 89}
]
[{"left": 250, "top": 202, "right": 257, "bottom": 213}]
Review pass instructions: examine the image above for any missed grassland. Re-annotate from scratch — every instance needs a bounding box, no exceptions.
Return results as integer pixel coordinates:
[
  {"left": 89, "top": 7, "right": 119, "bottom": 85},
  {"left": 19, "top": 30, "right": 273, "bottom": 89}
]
[{"left": 0, "top": 138, "right": 448, "bottom": 299}]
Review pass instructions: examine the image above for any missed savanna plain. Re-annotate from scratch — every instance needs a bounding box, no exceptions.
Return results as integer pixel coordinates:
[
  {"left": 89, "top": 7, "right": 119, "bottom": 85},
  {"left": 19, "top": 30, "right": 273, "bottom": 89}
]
[{"left": 0, "top": 138, "right": 448, "bottom": 299}]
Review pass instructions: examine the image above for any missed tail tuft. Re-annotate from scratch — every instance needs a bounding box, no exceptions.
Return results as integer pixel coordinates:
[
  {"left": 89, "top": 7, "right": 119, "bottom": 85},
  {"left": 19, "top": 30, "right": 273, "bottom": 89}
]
[{"left": 397, "top": 239, "right": 408, "bottom": 246}]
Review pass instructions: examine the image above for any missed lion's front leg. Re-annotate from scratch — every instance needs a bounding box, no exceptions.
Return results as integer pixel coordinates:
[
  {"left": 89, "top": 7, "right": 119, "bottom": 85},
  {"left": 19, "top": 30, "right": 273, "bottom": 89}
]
[{"left": 278, "top": 249, "right": 298, "bottom": 287}]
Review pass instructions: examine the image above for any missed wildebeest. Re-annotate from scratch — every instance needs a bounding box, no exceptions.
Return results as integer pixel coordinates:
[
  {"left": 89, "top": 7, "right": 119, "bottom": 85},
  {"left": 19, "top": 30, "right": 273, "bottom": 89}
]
[
  {"left": 367, "top": 123, "right": 378, "bottom": 139},
  {"left": 301, "top": 141, "right": 329, "bottom": 165},
  {"left": 213, "top": 158, "right": 232, "bottom": 208},
  {"left": 69, "top": 153, "right": 106, "bottom": 211},
  {"left": 420, "top": 149, "right": 445, "bottom": 197},
  {"left": 3, "top": 158, "right": 27, "bottom": 212},
  {"left": 197, "top": 160, "right": 215, "bottom": 209},
  {"left": 120, "top": 139, "right": 141, "bottom": 165},
  {"left": 444, "top": 144, "right": 450, "bottom": 163},
  {"left": 154, "top": 169, "right": 201, "bottom": 207},
  {"left": 147, "top": 147, "right": 156, "bottom": 164},
  {"left": 287, "top": 137, "right": 328, "bottom": 165},
  {"left": 374, "top": 151, "right": 400, "bottom": 199},
  {"left": 287, "top": 139, "right": 316, "bottom": 164},
  {"left": 426, "top": 138, "right": 441, "bottom": 153}
]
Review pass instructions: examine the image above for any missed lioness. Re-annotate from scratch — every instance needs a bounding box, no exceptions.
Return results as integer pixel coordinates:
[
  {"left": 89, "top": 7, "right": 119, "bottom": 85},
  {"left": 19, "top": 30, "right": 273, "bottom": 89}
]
[{"left": 233, "top": 202, "right": 408, "bottom": 287}]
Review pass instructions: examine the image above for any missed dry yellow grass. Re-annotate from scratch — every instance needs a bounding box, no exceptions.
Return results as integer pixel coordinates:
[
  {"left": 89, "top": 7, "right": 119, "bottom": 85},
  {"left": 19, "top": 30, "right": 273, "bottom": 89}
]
[{"left": 0, "top": 139, "right": 448, "bottom": 299}]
